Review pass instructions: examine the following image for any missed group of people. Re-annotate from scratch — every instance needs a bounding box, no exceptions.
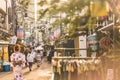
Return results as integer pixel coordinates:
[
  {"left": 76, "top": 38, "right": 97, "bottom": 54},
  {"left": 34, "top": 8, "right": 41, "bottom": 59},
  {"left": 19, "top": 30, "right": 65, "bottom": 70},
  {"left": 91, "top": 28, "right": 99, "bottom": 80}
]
[
  {"left": 26, "top": 48, "right": 43, "bottom": 71},
  {"left": 10, "top": 44, "right": 43, "bottom": 80}
]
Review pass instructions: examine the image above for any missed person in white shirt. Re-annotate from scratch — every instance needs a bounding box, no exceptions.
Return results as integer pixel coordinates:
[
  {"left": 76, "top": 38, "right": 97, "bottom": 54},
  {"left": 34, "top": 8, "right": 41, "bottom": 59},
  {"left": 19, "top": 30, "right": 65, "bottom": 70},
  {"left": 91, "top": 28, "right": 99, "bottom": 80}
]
[
  {"left": 35, "top": 50, "right": 42, "bottom": 67},
  {"left": 27, "top": 51, "right": 34, "bottom": 71},
  {"left": 31, "top": 49, "right": 36, "bottom": 59}
]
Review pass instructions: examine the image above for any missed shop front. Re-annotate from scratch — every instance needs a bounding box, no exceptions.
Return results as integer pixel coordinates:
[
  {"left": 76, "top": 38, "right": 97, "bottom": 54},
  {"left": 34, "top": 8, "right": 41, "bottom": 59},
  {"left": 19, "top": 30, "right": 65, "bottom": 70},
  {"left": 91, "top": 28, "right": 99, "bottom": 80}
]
[
  {"left": 0, "top": 41, "right": 10, "bottom": 72},
  {"left": 0, "top": 46, "right": 3, "bottom": 71}
]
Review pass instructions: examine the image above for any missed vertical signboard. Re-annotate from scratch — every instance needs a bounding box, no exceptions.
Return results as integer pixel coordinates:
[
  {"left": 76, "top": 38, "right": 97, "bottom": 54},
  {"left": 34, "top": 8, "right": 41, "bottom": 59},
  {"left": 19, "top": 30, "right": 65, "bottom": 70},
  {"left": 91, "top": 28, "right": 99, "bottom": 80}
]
[
  {"left": 87, "top": 33, "right": 99, "bottom": 57},
  {"left": 79, "top": 35, "right": 87, "bottom": 57},
  {"left": 3, "top": 46, "right": 9, "bottom": 62}
]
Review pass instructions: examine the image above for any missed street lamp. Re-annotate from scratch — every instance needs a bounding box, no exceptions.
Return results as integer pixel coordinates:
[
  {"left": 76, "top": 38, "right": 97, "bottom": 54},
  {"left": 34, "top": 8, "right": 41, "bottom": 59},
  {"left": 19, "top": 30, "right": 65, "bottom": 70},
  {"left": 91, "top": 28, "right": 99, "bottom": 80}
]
[{"left": 34, "top": 0, "right": 38, "bottom": 39}]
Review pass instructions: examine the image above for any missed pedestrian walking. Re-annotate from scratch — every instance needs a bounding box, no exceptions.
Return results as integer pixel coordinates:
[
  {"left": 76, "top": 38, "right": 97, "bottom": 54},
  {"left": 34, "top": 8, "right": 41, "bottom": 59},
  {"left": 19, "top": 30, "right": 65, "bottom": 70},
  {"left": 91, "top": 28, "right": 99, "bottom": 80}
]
[
  {"left": 47, "top": 48, "right": 50, "bottom": 62},
  {"left": 10, "top": 44, "right": 25, "bottom": 80},
  {"left": 31, "top": 48, "right": 36, "bottom": 63},
  {"left": 35, "top": 50, "right": 42, "bottom": 67},
  {"left": 27, "top": 51, "right": 34, "bottom": 71},
  {"left": 48, "top": 46, "right": 54, "bottom": 63},
  {"left": 40, "top": 50, "right": 43, "bottom": 62},
  {"left": 23, "top": 48, "right": 29, "bottom": 67}
]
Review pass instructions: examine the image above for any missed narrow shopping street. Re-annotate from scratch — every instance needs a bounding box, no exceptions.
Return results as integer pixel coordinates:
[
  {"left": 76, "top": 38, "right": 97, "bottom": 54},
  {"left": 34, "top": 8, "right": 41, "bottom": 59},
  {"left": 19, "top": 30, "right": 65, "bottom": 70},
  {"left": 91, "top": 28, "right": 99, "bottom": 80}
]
[
  {"left": 0, "top": 57, "right": 53, "bottom": 80},
  {"left": 0, "top": 0, "right": 120, "bottom": 80}
]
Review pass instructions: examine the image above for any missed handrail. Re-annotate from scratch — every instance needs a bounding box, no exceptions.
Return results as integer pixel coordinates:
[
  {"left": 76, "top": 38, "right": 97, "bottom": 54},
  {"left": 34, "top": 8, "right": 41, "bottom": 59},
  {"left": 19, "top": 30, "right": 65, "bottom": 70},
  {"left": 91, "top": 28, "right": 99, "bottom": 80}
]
[{"left": 97, "top": 22, "right": 114, "bottom": 31}]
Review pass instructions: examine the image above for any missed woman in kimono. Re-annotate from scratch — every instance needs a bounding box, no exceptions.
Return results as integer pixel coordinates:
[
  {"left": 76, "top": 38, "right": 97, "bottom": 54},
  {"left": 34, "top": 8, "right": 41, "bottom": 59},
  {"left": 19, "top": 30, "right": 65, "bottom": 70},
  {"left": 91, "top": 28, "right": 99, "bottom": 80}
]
[{"left": 11, "top": 44, "right": 25, "bottom": 80}]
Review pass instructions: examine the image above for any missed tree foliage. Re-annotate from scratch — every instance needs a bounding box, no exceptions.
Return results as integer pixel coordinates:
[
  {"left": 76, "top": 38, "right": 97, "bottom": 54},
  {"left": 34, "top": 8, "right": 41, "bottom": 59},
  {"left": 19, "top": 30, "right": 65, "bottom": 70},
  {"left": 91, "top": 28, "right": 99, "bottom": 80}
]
[
  {"left": 38, "top": 0, "right": 97, "bottom": 38},
  {"left": 18, "top": 0, "right": 30, "bottom": 8}
]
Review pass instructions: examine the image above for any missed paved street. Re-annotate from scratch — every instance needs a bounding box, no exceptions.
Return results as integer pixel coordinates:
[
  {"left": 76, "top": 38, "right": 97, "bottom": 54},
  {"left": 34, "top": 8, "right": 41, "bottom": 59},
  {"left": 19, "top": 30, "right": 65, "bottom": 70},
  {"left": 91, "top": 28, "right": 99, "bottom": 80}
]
[{"left": 0, "top": 58, "right": 53, "bottom": 80}]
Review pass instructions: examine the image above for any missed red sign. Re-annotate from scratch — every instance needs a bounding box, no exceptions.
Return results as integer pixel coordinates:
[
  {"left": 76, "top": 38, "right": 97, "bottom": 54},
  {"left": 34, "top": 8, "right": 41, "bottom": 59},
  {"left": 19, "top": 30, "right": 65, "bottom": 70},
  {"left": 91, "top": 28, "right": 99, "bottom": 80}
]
[{"left": 17, "top": 28, "right": 23, "bottom": 39}]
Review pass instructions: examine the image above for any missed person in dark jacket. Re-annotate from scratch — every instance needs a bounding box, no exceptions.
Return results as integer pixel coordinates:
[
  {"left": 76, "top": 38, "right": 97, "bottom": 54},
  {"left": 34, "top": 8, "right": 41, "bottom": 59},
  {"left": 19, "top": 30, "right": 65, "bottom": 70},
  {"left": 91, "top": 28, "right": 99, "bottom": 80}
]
[{"left": 48, "top": 46, "right": 54, "bottom": 63}]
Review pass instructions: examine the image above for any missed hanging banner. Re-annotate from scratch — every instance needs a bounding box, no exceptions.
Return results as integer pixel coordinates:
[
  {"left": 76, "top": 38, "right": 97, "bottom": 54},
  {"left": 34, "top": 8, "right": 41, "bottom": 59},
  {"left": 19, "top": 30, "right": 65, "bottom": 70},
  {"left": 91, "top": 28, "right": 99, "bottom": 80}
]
[
  {"left": 90, "top": 0, "right": 108, "bottom": 17},
  {"left": 17, "top": 28, "right": 24, "bottom": 39}
]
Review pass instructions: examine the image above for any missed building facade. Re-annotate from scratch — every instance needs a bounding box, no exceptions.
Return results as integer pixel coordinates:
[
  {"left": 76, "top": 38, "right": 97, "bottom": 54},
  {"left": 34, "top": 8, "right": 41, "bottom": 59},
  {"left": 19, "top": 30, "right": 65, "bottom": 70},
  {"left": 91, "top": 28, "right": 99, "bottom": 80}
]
[{"left": 0, "top": 0, "right": 15, "bottom": 72}]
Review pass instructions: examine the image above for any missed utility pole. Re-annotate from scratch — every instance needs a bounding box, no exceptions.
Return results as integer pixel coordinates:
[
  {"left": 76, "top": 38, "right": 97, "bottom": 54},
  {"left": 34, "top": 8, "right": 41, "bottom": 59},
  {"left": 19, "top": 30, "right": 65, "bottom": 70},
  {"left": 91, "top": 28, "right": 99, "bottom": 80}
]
[
  {"left": 34, "top": 0, "right": 38, "bottom": 39},
  {"left": 12, "top": 0, "right": 17, "bottom": 36}
]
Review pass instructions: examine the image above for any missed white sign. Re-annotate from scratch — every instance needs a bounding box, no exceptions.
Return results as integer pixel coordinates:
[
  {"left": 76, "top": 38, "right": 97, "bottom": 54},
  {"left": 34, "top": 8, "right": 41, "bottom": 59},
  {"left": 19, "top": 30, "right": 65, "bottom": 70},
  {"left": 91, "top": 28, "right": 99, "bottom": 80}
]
[
  {"left": 106, "top": 69, "right": 114, "bottom": 80},
  {"left": 11, "top": 36, "right": 17, "bottom": 44},
  {"left": 79, "top": 35, "right": 87, "bottom": 48},
  {"left": 79, "top": 35, "right": 87, "bottom": 57}
]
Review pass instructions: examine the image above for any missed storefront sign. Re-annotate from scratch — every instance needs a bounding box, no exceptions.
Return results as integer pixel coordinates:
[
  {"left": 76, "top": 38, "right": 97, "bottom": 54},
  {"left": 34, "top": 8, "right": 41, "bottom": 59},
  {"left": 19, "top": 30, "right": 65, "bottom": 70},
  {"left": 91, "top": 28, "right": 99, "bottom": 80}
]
[
  {"left": 79, "top": 35, "right": 87, "bottom": 57},
  {"left": 88, "top": 34, "right": 99, "bottom": 52}
]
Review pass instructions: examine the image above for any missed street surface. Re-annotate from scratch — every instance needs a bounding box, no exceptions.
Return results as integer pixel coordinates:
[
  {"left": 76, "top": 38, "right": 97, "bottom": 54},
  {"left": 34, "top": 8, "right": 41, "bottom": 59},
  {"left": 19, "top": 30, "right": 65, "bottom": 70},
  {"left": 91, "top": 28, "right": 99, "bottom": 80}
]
[{"left": 0, "top": 58, "right": 53, "bottom": 80}]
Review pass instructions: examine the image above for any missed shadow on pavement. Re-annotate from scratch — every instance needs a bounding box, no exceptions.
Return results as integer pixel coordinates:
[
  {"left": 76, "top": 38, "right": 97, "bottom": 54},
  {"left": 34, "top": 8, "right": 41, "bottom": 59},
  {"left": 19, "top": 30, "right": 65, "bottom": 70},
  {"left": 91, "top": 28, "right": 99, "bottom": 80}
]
[{"left": 24, "top": 67, "right": 39, "bottom": 75}]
